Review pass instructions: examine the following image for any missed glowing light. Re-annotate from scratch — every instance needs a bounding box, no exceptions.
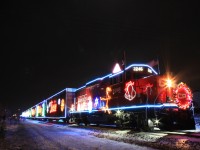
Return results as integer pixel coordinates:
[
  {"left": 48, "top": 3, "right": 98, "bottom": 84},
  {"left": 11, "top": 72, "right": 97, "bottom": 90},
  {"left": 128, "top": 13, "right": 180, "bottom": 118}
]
[
  {"left": 99, "top": 87, "right": 112, "bottom": 113},
  {"left": 116, "top": 110, "right": 121, "bottom": 114},
  {"left": 42, "top": 102, "right": 45, "bottom": 117},
  {"left": 60, "top": 99, "right": 65, "bottom": 112},
  {"left": 124, "top": 81, "right": 136, "bottom": 101},
  {"left": 21, "top": 111, "right": 30, "bottom": 117},
  {"left": 94, "top": 97, "right": 99, "bottom": 108},
  {"left": 70, "top": 104, "right": 75, "bottom": 112},
  {"left": 46, "top": 89, "right": 66, "bottom": 101},
  {"left": 86, "top": 78, "right": 101, "bottom": 85},
  {"left": 116, "top": 110, "right": 122, "bottom": 116},
  {"left": 174, "top": 82, "right": 192, "bottom": 110},
  {"left": 109, "top": 71, "right": 123, "bottom": 78},
  {"left": 76, "top": 85, "right": 86, "bottom": 91},
  {"left": 143, "top": 83, "right": 153, "bottom": 93},
  {"left": 163, "top": 103, "right": 178, "bottom": 107},
  {"left": 126, "top": 64, "right": 158, "bottom": 75},
  {"left": 70, "top": 104, "right": 178, "bottom": 114},
  {"left": 112, "top": 63, "right": 122, "bottom": 74},
  {"left": 175, "top": 139, "right": 189, "bottom": 149},
  {"left": 45, "top": 88, "right": 76, "bottom": 101},
  {"left": 86, "top": 74, "right": 111, "bottom": 86},
  {"left": 58, "top": 98, "right": 60, "bottom": 105},
  {"left": 166, "top": 78, "right": 172, "bottom": 88},
  {"left": 88, "top": 99, "right": 92, "bottom": 113},
  {"left": 155, "top": 119, "right": 159, "bottom": 124},
  {"left": 31, "top": 107, "right": 36, "bottom": 117},
  {"left": 49, "top": 100, "right": 57, "bottom": 113},
  {"left": 158, "top": 76, "right": 175, "bottom": 89},
  {"left": 37, "top": 105, "right": 42, "bottom": 116},
  {"left": 133, "top": 67, "right": 143, "bottom": 71},
  {"left": 148, "top": 68, "right": 152, "bottom": 73},
  {"left": 77, "top": 94, "right": 92, "bottom": 111},
  {"left": 47, "top": 105, "right": 49, "bottom": 113}
]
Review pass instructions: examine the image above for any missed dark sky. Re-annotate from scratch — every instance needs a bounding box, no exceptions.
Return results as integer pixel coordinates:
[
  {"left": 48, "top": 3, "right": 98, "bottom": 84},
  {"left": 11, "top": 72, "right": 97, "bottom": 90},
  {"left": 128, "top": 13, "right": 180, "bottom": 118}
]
[{"left": 1, "top": 1, "right": 200, "bottom": 113}]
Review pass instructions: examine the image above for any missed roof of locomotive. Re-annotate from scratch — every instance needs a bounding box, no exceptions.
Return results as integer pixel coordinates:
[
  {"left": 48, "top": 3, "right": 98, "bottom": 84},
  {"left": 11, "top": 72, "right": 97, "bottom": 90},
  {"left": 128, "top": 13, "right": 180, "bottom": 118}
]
[{"left": 76, "top": 63, "right": 158, "bottom": 91}]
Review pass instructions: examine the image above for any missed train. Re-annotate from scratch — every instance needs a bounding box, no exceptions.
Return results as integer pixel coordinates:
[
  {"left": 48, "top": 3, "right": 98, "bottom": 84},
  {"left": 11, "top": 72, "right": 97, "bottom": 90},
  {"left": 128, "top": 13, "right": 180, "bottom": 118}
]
[{"left": 21, "top": 62, "right": 195, "bottom": 131}]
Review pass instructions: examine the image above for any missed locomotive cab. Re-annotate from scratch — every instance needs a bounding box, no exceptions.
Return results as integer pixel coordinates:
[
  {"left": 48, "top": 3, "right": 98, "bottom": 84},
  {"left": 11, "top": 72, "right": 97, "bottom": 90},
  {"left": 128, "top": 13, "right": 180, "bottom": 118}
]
[{"left": 69, "top": 63, "right": 195, "bottom": 131}]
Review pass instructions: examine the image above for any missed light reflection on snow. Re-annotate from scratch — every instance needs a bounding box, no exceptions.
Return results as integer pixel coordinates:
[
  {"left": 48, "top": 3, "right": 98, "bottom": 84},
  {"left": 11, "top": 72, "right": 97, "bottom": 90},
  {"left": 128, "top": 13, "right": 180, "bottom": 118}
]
[
  {"left": 165, "top": 131, "right": 186, "bottom": 135},
  {"left": 195, "top": 124, "right": 200, "bottom": 131},
  {"left": 175, "top": 139, "right": 190, "bottom": 149},
  {"left": 61, "top": 131, "right": 81, "bottom": 136}
]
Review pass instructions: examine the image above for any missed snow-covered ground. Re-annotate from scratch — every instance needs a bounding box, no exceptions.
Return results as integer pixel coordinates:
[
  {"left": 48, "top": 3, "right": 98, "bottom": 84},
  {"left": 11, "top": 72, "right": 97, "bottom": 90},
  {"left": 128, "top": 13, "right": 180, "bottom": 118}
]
[
  {"left": 0, "top": 119, "right": 156, "bottom": 150},
  {"left": 195, "top": 124, "right": 200, "bottom": 130},
  {"left": 89, "top": 127, "right": 200, "bottom": 150},
  {"left": 194, "top": 115, "right": 200, "bottom": 130},
  {"left": 1, "top": 119, "right": 200, "bottom": 150}
]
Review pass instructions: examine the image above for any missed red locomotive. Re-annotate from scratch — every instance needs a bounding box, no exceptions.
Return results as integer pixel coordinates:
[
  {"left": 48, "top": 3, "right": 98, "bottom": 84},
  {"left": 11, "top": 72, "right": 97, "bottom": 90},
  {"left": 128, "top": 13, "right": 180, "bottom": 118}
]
[{"left": 69, "top": 63, "right": 195, "bottom": 130}]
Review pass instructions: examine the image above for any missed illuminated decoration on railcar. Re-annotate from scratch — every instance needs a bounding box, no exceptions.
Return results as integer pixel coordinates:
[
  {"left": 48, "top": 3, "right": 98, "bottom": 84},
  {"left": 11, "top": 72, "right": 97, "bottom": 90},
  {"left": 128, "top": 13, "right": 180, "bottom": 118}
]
[
  {"left": 77, "top": 94, "right": 92, "bottom": 111},
  {"left": 174, "top": 82, "right": 192, "bottom": 110},
  {"left": 100, "top": 87, "right": 112, "bottom": 113},
  {"left": 31, "top": 107, "right": 36, "bottom": 117},
  {"left": 58, "top": 98, "right": 60, "bottom": 105},
  {"left": 70, "top": 103, "right": 179, "bottom": 114},
  {"left": 60, "top": 99, "right": 65, "bottom": 112},
  {"left": 143, "top": 83, "right": 153, "bottom": 93},
  {"left": 94, "top": 97, "right": 99, "bottom": 108},
  {"left": 112, "top": 63, "right": 122, "bottom": 74},
  {"left": 70, "top": 104, "right": 75, "bottom": 112},
  {"left": 49, "top": 100, "right": 57, "bottom": 113},
  {"left": 159, "top": 76, "right": 175, "bottom": 88},
  {"left": 166, "top": 78, "right": 173, "bottom": 88},
  {"left": 28, "top": 109, "right": 31, "bottom": 117},
  {"left": 22, "top": 110, "right": 30, "bottom": 117},
  {"left": 88, "top": 99, "right": 92, "bottom": 113},
  {"left": 125, "top": 64, "right": 158, "bottom": 75},
  {"left": 158, "top": 78, "right": 166, "bottom": 88},
  {"left": 148, "top": 68, "right": 152, "bottom": 73},
  {"left": 133, "top": 66, "right": 143, "bottom": 72},
  {"left": 124, "top": 81, "right": 136, "bottom": 101},
  {"left": 42, "top": 102, "right": 45, "bottom": 117},
  {"left": 36, "top": 105, "right": 42, "bottom": 117}
]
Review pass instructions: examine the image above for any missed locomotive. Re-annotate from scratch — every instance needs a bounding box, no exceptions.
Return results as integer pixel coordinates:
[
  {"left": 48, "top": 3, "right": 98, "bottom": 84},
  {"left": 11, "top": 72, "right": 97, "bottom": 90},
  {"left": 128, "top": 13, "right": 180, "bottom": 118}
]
[{"left": 21, "top": 62, "right": 195, "bottom": 131}]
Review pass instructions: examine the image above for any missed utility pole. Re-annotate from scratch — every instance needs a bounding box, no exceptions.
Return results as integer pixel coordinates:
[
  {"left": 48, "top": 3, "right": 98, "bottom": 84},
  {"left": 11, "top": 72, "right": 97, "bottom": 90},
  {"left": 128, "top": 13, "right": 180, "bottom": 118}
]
[{"left": 146, "top": 88, "right": 149, "bottom": 128}]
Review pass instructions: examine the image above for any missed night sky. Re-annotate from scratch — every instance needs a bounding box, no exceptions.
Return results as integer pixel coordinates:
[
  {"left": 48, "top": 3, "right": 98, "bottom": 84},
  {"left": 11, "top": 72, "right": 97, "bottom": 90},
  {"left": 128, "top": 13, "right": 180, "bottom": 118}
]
[{"left": 1, "top": 1, "right": 200, "bottom": 113}]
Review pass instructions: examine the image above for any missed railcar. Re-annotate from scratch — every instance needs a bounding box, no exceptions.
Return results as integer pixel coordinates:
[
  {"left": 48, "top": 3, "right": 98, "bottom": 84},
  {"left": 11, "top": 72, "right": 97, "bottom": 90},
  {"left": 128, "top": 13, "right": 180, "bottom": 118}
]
[
  {"left": 21, "top": 63, "right": 195, "bottom": 131},
  {"left": 69, "top": 63, "right": 195, "bottom": 130},
  {"left": 21, "top": 88, "right": 76, "bottom": 122}
]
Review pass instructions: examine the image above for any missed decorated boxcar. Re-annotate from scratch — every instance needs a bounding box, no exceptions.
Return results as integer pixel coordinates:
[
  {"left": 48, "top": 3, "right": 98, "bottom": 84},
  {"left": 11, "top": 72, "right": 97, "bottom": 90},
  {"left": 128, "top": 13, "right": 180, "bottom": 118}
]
[{"left": 21, "top": 88, "right": 76, "bottom": 122}]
